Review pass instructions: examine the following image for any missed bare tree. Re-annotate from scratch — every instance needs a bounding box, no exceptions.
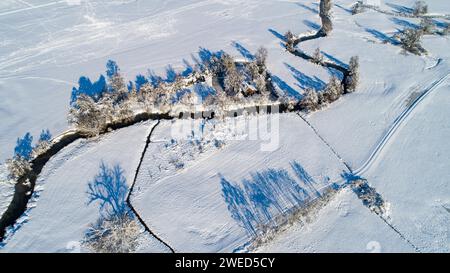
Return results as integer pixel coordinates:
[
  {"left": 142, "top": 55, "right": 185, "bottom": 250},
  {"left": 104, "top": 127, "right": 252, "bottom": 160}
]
[
  {"left": 68, "top": 94, "right": 107, "bottom": 136},
  {"left": 345, "top": 56, "right": 360, "bottom": 93},
  {"left": 6, "top": 157, "right": 31, "bottom": 181},
  {"left": 222, "top": 55, "right": 244, "bottom": 98},
  {"left": 299, "top": 88, "right": 319, "bottom": 111},
  {"left": 312, "top": 48, "right": 324, "bottom": 64},
  {"left": 413, "top": 1, "right": 428, "bottom": 16},
  {"left": 352, "top": 1, "right": 365, "bottom": 15},
  {"left": 319, "top": 0, "right": 333, "bottom": 35},
  {"left": 84, "top": 215, "right": 140, "bottom": 253},
  {"left": 398, "top": 28, "right": 425, "bottom": 55},
  {"left": 420, "top": 17, "right": 435, "bottom": 34},
  {"left": 285, "top": 31, "right": 296, "bottom": 52},
  {"left": 255, "top": 47, "right": 268, "bottom": 74},
  {"left": 323, "top": 76, "right": 343, "bottom": 102}
]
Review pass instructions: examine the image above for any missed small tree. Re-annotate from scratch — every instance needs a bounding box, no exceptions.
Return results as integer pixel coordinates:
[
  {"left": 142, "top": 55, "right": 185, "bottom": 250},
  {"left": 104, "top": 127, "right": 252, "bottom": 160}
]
[
  {"left": 106, "top": 60, "right": 129, "bottom": 105},
  {"left": 84, "top": 215, "right": 140, "bottom": 253},
  {"left": 420, "top": 18, "right": 434, "bottom": 34},
  {"left": 319, "top": 0, "right": 333, "bottom": 35},
  {"left": 312, "top": 48, "right": 324, "bottom": 64},
  {"left": 345, "top": 56, "right": 360, "bottom": 93},
  {"left": 399, "top": 28, "right": 425, "bottom": 55},
  {"left": 255, "top": 47, "right": 268, "bottom": 74},
  {"left": 68, "top": 94, "right": 107, "bottom": 136},
  {"left": 323, "top": 76, "right": 344, "bottom": 102},
  {"left": 222, "top": 55, "right": 244, "bottom": 97},
  {"left": 299, "top": 88, "right": 319, "bottom": 111},
  {"left": 352, "top": 1, "right": 365, "bottom": 15},
  {"left": 412, "top": 1, "right": 428, "bottom": 16},
  {"left": 33, "top": 129, "right": 52, "bottom": 156},
  {"left": 6, "top": 157, "right": 31, "bottom": 181},
  {"left": 443, "top": 23, "right": 450, "bottom": 36},
  {"left": 285, "top": 31, "right": 296, "bottom": 52}
]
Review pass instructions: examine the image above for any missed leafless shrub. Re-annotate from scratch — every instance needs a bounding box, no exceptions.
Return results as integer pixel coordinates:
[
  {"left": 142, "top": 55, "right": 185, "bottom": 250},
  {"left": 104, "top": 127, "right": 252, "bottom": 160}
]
[
  {"left": 398, "top": 28, "right": 425, "bottom": 55},
  {"left": 299, "top": 88, "right": 320, "bottom": 111},
  {"left": 84, "top": 215, "right": 140, "bottom": 253},
  {"left": 413, "top": 1, "right": 428, "bottom": 16},
  {"left": 6, "top": 157, "right": 31, "bottom": 181},
  {"left": 312, "top": 47, "right": 324, "bottom": 64},
  {"left": 345, "top": 56, "right": 360, "bottom": 93}
]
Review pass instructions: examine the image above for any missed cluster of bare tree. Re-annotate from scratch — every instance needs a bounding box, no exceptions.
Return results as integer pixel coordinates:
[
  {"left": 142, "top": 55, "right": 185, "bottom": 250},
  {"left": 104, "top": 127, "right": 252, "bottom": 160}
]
[
  {"left": 353, "top": 0, "right": 449, "bottom": 55},
  {"left": 68, "top": 48, "right": 276, "bottom": 136},
  {"left": 300, "top": 56, "right": 359, "bottom": 112}
]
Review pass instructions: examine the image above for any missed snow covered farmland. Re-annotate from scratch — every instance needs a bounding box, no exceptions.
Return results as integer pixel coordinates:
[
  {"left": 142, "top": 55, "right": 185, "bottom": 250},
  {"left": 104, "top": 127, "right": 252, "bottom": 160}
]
[{"left": 1, "top": 0, "right": 450, "bottom": 253}]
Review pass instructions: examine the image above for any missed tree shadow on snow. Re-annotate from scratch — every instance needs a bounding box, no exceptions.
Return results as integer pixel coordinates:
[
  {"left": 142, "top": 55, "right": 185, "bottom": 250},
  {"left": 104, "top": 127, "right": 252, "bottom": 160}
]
[
  {"left": 385, "top": 2, "right": 413, "bottom": 14},
  {"left": 220, "top": 161, "right": 327, "bottom": 236},
  {"left": 87, "top": 162, "right": 130, "bottom": 220},
  {"left": 296, "top": 3, "right": 319, "bottom": 15},
  {"left": 285, "top": 63, "right": 326, "bottom": 90},
  {"left": 270, "top": 74, "right": 302, "bottom": 99},
  {"left": 303, "top": 19, "right": 321, "bottom": 31},
  {"left": 334, "top": 3, "right": 352, "bottom": 14},
  {"left": 232, "top": 41, "right": 255, "bottom": 61},
  {"left": 390, "top": 17, "right": 419, "bottom": 30},
  {"left": 365, "top": 28, "right": 400, "bottom": 45},
  {"left": 268, "top": 28, "right": 287, "bottom": 42}
]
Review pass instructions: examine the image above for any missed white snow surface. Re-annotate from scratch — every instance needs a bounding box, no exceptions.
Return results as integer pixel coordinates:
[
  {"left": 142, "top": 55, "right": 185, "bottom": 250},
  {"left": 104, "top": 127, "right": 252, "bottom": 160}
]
[
  {"left": 0, "top": 120, "right": 169, "bottom": 253},
  {"left": 0, "top": 0, "right": 449, "bottom": 252},
  {"left": 132, "top": 114, "right": 348, "bottom": 252},
  {"left": 256, "top": 188, "right": 415, "bottom": 253},
  {"left": 364, "top": 81, "right": 450, "bottom": 252}
]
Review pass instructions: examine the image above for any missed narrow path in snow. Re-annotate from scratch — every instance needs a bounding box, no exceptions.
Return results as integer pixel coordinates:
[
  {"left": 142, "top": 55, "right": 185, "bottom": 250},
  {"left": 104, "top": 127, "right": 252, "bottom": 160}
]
[
  {"left": 297, "top": 113, "right": 353, "bottom": 173},
  {"left": 353, "top": 73, "right": 450, "bottom": 176},
  {"left": 126, "top": 120, "right": 176, "bottom": 253}
]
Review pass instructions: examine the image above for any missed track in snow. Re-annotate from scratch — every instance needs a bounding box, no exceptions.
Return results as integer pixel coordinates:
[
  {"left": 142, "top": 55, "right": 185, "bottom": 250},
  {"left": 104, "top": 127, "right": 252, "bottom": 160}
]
[{"left": 126, "top": 120, "right": 176, "bottom": 253}]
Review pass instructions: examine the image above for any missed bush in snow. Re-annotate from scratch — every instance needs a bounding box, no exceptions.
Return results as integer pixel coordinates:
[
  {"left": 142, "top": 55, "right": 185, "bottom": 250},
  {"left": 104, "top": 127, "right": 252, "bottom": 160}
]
[
  {"left": 412, "top": 1, "right": 428, "bottom": 16},
  {"left": 419, "top": 17, "right": 435, "bottom": 34},
  {"left": 69, "top": 94, "right": 108, "bottom": 136},
  {"left": 84, "top": 215, "right": 140, "bottom": 253},
  {"left": 223, "top": 55, "right": 244, "bottom": 98},
  {"left": 255, "top": 47, "right": 268, "bottom": 74},
  {"left": 299, "top": 88, "right": 320, "bottom": 111},
  {"left": 345, "top": 56, "right": 360, "bottom": 93},
  {"left": 33, "top": 129, "right": 52, "bottom": 157},
  {"left": 398, "top": 28, "right": 425, "bottom": 55},
  {"left": 443, "top": 23, "right": 450, "bottom": 36},
  {"left": 319, "top": 0, "right": 333, "bottom": 35},
  {"left": 351, "top": 1, "right": 365, "bottom": 15},
  {"left": 312, "top": 48, "right": 324, "bottom": 64},
  {"left": 323, "top": 76, "right": 344, "bottom": 102},
  {"left": 284, "top": 31, "right": 296, "bottom": 52},
  {"left": 6, "top": 156, "right": 31, "bottom": 181}
]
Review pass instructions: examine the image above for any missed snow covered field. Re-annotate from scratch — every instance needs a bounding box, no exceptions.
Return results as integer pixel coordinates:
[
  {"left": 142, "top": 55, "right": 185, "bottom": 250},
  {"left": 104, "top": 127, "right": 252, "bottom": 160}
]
[
  {"left": 0, "top": 0, "right": 449, "bottom": 253},
  {"left": 256, "top": 188, "right": 415, "bottom": 253},
  {"left": 364, "top": 81, "right": 450, "bottom": 252},
  {"left": 0, "top": 121, "right": 169, "bottom": 252},
  {"left": 132, "top": 114, "right": 348, "bottom": 252}
]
